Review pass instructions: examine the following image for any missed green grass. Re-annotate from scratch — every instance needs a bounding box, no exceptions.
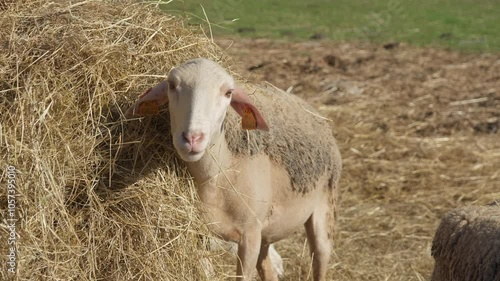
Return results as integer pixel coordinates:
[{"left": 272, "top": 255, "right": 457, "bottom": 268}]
[{"left": 161, "top": 0, "right": 500, "bottom": 52}]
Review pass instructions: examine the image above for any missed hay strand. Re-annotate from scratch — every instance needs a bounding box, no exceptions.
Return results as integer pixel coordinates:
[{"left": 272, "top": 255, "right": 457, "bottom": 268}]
[{"left": 0, "top": 1, "right": 229, "bottom": 280}]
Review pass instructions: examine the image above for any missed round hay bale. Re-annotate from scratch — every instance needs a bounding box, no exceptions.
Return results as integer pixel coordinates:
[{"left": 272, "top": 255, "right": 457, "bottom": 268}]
[
  {"left": 0, "top": 0, "right": 228, "bottom": 280},
  {"left": 431, "top": 205, "right": 500, "bottom": 281}
]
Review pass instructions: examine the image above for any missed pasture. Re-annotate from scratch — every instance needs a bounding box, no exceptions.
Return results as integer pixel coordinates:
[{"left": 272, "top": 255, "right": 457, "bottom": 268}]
[
  {"left": 165, "top": 0, "right": 500, "bottom": 52},
  {"left": 0, "top": 0, "right": 499, "bottom": 280}
]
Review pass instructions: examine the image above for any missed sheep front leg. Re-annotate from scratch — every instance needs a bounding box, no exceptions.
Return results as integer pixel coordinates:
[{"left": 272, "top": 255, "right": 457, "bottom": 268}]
[{"left": 236, "top": 229, "right": 262, "bottom": 281}]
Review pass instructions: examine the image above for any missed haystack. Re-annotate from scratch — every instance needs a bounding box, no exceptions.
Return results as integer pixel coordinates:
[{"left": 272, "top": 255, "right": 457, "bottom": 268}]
[{"left": 0, "top": 0, "right": 229, "bottom": 279}]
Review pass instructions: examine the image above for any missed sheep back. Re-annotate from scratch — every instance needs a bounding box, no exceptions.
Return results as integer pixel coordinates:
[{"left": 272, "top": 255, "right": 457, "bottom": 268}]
[
  {"left": 431, "top": 205, "right": 500, "bottom": 281},
  {"left": 224, "top": 84, "right": 341, "bottom": 194}
]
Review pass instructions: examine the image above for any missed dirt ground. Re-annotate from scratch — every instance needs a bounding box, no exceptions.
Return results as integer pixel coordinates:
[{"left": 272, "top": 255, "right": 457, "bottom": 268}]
[{"left": 217, "top": 38, "right": 500, "bottom": 280}]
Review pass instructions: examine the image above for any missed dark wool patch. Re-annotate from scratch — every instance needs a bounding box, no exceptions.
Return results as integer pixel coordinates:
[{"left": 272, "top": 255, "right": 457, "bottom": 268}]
[
  {"left": 431, "top": 205, "right": 500, "bottom": 281},
  {"left": 224, "top": 85, "right": 341, "bottom": 193}
]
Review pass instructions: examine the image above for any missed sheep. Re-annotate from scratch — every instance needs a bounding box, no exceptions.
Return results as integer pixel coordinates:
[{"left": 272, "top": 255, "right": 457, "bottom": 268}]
[
  {"left": 126, "top": 58, "right": 342, "bottom": 281},
  {"left": 430, "top": 205, "right": 500, "bottom": 281}
]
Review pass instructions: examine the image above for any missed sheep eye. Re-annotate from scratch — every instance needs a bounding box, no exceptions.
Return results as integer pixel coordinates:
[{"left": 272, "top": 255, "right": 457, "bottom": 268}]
[{"left": 225, "top": 89, "right": 233, "bottom": 98}]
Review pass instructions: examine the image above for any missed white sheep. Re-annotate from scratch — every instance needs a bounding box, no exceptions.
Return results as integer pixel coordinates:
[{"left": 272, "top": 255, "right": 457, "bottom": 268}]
[{"left": 126, "top": 58, "right": 342, "bottom": 281}]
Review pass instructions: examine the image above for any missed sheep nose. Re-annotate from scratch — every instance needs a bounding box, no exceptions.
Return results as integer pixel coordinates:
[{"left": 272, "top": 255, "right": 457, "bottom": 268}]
[{"left": 182, "top": 131, "right": 204, "bottom": 147}]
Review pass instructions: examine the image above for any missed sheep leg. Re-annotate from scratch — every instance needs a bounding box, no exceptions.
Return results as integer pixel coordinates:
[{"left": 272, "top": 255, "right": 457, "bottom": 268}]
[
  {"left": 256, "top": 244, "right": 280, "bottom": 281},
  {"left": 304, "top": 202, "right": 332, "bottom": 281},
  {"left": 236, "top": 229, "right": 261, "bottom": 281},
  {"left": 268, "top": 244, "right": 284, "bottom": 278}
]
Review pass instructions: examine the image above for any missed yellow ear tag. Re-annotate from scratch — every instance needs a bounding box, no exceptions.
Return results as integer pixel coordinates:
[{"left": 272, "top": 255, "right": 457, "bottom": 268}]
[
  {"left": 138, "top": 100, "right": 159, "bottom": 115},
  {"left": 241, "top": 106, "right": 257, "bottom": 130}
]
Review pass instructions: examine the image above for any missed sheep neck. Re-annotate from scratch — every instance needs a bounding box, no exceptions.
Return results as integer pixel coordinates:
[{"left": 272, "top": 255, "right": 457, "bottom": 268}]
[{"left": 185, "top": 130, "right": 233, "bottom": 188}]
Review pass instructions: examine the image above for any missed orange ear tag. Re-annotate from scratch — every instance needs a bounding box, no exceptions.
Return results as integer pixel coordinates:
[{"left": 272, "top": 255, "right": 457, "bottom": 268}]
[
  {"left": 139, "top": 87, "right": 152, "bottom": 98},
  {"left": 137, "top": 100, "right": 159, "bottom": 115},
  {"left": 241, "top": 106, "right": 257, "bottom": 130}
]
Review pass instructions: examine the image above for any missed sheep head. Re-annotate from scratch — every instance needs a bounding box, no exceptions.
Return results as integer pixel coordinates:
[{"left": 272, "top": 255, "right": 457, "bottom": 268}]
[{"left": 126, "top": 58, "right": 269, "bottom": 162}]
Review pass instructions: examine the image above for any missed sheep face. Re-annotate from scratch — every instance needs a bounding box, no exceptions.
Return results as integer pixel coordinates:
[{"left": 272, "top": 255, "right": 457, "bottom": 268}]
[
  {"left": 166, "top": 59, "right": 235, "bottom": 162},
  {"left": 125, "top": 58, "right": 269, "bottom": 163}
]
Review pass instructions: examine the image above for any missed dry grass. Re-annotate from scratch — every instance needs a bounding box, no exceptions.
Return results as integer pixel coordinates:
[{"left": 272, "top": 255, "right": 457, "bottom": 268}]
[{"left": 0, "top": 1, "right": 231, "bottom": 280}]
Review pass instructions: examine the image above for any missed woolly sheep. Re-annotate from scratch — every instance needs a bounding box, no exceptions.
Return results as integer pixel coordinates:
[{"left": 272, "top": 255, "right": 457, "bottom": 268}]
[
  {"left": 431, "top": 205, "right": 500, "bottom": 281},
  {"left": 126, "top": 58, "right": 342, "bottom": 281}
]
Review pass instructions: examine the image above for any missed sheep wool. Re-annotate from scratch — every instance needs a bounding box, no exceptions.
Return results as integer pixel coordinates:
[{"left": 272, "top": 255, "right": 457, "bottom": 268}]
[
  {"left": 431, "top": 205, "right": 500, "bottom": 281},
  {"left": 224, "top": 85, "right": 342, "bottom": 195}
]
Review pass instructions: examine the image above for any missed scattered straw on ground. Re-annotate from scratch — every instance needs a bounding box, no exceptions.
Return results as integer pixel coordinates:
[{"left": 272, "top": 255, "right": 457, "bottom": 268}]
[{"left": 219, "top": 38, "right": 500, "bottom": 280}]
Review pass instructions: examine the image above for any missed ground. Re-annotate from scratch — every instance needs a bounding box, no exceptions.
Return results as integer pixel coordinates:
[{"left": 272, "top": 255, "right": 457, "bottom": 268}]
[{"left": 216, "top": 38, "right": 500, "bottom": 280}]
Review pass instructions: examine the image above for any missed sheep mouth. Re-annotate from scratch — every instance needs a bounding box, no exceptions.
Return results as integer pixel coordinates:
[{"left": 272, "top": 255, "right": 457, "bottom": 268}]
[
  {"left": 178, "top": 149, "right": 205, "bottom": 162},
  {"left": 188, "top": 150, "right": 203, "bottom": 156}
]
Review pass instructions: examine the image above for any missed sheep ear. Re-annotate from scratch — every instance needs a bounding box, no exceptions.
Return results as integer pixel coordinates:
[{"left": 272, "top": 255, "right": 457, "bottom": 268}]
[
  {"left": 125, "top": 80, "right": 170, "bottom": 117},
  {"left": 230, "top": 87, "right": 269, "bottom": 131}
]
